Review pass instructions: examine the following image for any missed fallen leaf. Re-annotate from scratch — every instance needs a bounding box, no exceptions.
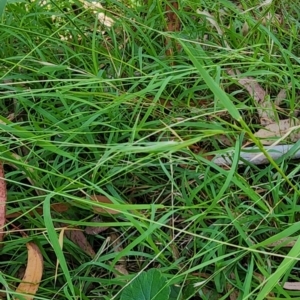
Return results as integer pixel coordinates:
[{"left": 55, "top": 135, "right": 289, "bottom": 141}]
[
  {"left": 85, "top": 216, "right": 109, "bottom": 235},
  {"left": 115, "top": 264, "right": 129, "bottom": 276},
  {"left": 274, "top": 86, "right": 289, "bottom": 107},
  {"left": 64, "top": 228, "right": 95, "bottom": 258},
  {"left": 55, "top": 228, "right": 66, "bottom": 283},
  {"left": 0, "top": 163, "right": 6, "bottom": 242},
  {"left": 283, "top": 282, "right": 300, "bottom": 290},
  {"left": 241, "top": 21, "right": 249, "bottom": 35},
  {"left": 254, "top": 119, "right": 300, "bottom": 144},
  {"left": 91, "top": 195, "right": 120, "bottom": 215},
  {"left": 227, "top": 69, "right": 274, "bottom": 125},
  {"left": 267, "top": 237, "right": 297, "bottom": 248},
  {"left": 110, "top": 233, "right": 125, "bottom": 257},
  {"left": 110, "top": 233, "right": 128, "bottom": 276},
  {"left": 15, "top": 242, "right": 43, "bottom": 300}
]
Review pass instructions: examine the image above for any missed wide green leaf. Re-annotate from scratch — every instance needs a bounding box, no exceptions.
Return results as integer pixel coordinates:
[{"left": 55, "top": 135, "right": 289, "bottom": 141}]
[{"left": 120, "top": 269, "right": 171, "bottom": 300}]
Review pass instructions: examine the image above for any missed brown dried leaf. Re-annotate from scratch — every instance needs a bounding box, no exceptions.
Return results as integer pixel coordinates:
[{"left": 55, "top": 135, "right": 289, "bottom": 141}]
[
  {"left": 110, "top": 233, "right": 128, "bottom": 276},
  {"left": 110, "top": 233, "right": 124, "bottom": 254},
  {"left": 254, "top": 119, "right": 300, "bottom": 144},
  {"left": 91, "top": 195, "right": 120, "bottom": 215},
  {"left": 227, "top": 69, "right": 276, "bottom": 125},
  {"left": 0, "top": 163, "right": 6, "bottom": 242},
  {"left": 65, "top": 228, "right": 95, "bottom": 258},
  {"left": 15, "top": 242, "right": 43, "bottom": 300},
  {"left": 85, "top": 216, "right": 109, "bottom": 235},
  {"left": 115, "top": 264, "right": 129, "bottom": 276}
]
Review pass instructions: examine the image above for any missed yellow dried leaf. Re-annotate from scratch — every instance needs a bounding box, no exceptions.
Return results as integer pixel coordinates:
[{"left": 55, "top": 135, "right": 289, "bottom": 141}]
[
  {"left": 15, "top": 242, "right": 43, "bottom": 300},
  {"left": 55, "top": 227, "right": 66, "bottom": 283}
]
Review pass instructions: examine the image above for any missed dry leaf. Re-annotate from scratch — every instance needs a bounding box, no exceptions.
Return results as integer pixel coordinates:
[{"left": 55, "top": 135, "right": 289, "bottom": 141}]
[
  {"left": 0, "top": 163, "right": 6, "bottom": 242},
  {"left": 283, "top": 282, "right": 300, "bottom": 290},
  {"left": 241, "top": 21, "right": 249, "bottom": 35},
  {"left": 254, "top": 119, "right": 300, "bottom": 144},
  {"left": 85, "top": 216, "right": 109, "bottom": 235},
  {"left": 115, "top": 264, "right": 129, "bottom": 276},
  {"left": 275, "top": 87, "right": 289, "bottom": 107},
  {"left": 267, "top": 237, "right": 297, "bottom": 248},
  {"left": 15, "top": 242, "right": 43, "bottom": 300},
  {"left": 91, "top": 195, "right": 120, "bottom": 215},
  {"left": 56, "top": 228, "right": 66, "bottom": 283},
  {"left": 227, "top": 69, "right": 275, "bottom": 125},
  {"left": 110, "top": 232, "right": 128, "bottom": 276},
  {"left": 64, "top": 228, "right": 95, "bottom": 258}
]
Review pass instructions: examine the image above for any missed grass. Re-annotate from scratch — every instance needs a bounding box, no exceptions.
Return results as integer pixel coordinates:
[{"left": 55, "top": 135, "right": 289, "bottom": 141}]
[{"left": 1, "top": 0, "right": 300, "bottom": 299}]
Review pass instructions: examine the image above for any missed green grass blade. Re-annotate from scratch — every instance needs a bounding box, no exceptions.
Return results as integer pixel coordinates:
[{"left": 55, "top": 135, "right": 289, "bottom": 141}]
[
  {"left": 255, "top": 236, "right": 300, "bottom": 300},
  {"left": 43, "top": 194, "right": 76, "bottom": 299},
  {"left": 180, "top": 42, "right": 241, "bottom": 121}
]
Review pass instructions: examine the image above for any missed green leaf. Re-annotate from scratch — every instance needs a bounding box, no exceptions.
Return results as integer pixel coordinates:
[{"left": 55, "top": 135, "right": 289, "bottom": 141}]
[
  {"left": 120, "top": 269, "right": 171, "bottom": 300},
  {"left": 0, "top": 0, "right": 7, "bottom": 18},
  {"left": 256, "top": 235, "right": 300, "bottom": 300}
]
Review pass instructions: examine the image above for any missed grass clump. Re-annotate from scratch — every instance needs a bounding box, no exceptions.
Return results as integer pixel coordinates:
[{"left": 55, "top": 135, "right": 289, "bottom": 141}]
[{"left": 1, "top": 0, "right": 300, "bottom": 299}]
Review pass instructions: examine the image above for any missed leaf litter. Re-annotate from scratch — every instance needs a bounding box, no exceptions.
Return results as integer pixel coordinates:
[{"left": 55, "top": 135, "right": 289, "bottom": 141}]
[
  {"left": 227, "top": 68, "right": 299, "bottom": 144},
  {"left": 198, "top": 6, "right": 297, "bottom": 146},
  {"left": 85, "top": 216, "right": 109, "bottom": 235},
  {"left": 91, "top": 195, "right": 121, "bottom": 215},
  {"left": 64, "top": 227, "right": 96, "bottom": 258},
  {"left": 15, "top": 242, "right": 43, "bottom": 300}
]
